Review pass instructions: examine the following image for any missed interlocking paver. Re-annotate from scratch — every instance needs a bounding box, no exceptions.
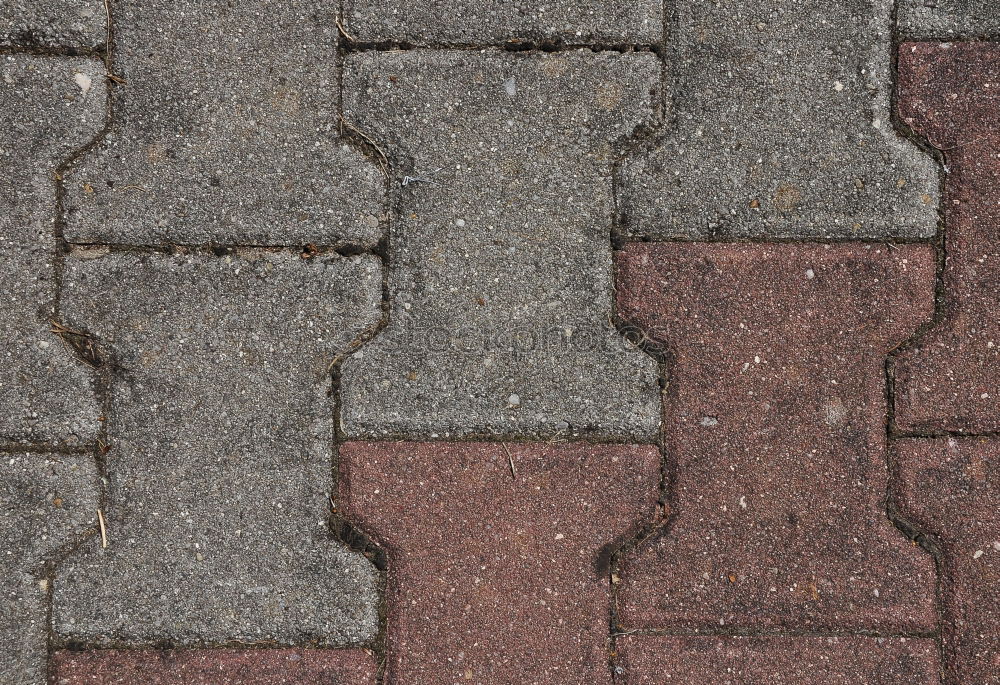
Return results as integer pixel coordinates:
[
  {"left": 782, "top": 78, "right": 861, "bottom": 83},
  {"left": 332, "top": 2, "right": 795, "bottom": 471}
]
[
  {"left": 895, "top": 42, "right": 1000, "bottom": 433},
  {"left": 53, "top": 252, "right": 382, "bottom": 646},
  {"left": 618, "top": 635, "right": 940, "bottom": 684},
  {"left": 339, "top": 441, "right": 660, "bottom": 684},
  {"left": 615, "top": 243, "right": 937, "bottom": 633},
  {"left": 619, "top": 0, "right": 939, "bottom": 239},
  {"left": 0, "top": 1, "right": 104, "bottom": 49},
  {"left": 1, "top": 55, "right": 103, "bottom": 445},
  {"left": 899, "top": 0, "right": 1000, "bottom": 39},
  {"left": 1, "top": 454, "right": 99, "bottom": 685},
  {"left": 52, "top": 648, "right": 377, "bottom": 684},
  {"left": 340, "top": 50, "right": 661, "bottom": 440},
  {"left": 894, "top": 438, "right": 1000, "bottom": 685},
  {"left": 343, "top": 0, "right": 663, "bottom": 45},
  {"left": 61, "top": 0, "right": 384, "bottom": 247}
]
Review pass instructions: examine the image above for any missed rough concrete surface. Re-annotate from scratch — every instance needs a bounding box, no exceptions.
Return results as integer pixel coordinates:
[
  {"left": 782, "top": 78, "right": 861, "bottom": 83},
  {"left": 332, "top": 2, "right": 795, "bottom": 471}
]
[
  {"left": 616, "top": 243, "right": 938, "bottom": 633},
  {"left": 340, "top": 50, "right": 662, "bottom": 440},
  {"left": 0, "top": 0, "right": 105, "bottom": 49},
  {"left": 618, "top": 636, "right": 940, "bottom": 684},
  {"left": 899, "top": 0, "right": 1000, "bottom": 39},
  {"left": 52, "top": 648, "right": 378, "bottom": 684},
  {"left": 340, "top": 441, "right": 660, "bottom": 685},
  {"left": 0, "top": 55, "right": 104, "bottom": 445},
  {"left": 61, "top": 0, "right": 384, "bottom": 247},
  {"left": 1, "top": 454, "right": 99, "bottom": 685},
  {"left": 53, "top": 252, "right": 382, "bottom": 646},
  {"left": 620, "top": 0, "right": 939, "bottom": 239},
  {"left": 894, "top": 41, "right": 1000, "bottom": 433},
  {"left": 894, "top": 438, "right": 1000, "bottom": 685},
  {"left": 343, "top": 0, "right": 663, "bottom": 45}
]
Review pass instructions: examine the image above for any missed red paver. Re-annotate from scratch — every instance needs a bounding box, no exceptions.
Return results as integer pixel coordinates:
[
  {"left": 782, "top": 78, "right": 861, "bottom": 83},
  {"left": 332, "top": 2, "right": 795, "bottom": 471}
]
[
  {"left": 618, "top": 635, "right": 940, "bottom": 684},
  {"left": 615, "top": 243, "right": 937, "bottom": 634},
  {"left": 50, "top": 648, "right": 377, "bottom": 684},
  {"left": 338, "top": 441, "right": 660, "bottom": 685},
  {"left": 894, "top": 42, "right": 1000, "bottom": 433},
  {"left": 893, "top": 438, "right": 1000, "bottom": 685}
]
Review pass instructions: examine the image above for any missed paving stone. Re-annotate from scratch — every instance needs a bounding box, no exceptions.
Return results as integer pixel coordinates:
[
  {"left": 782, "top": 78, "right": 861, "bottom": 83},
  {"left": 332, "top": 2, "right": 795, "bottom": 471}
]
[
  {"left": 339, "top": 441, "right": 660, "bottom": 684},
  {"left": 0, "top": 1, "right": 105, "bottom": 49},
  {"left": 894, "top": 42, "right": 1000, "bottom": 433},
  {"left": 615, "top": 243, "right": 937, "bottom": 632},
  {"left": 619, "top": 0, "right": 939, "bottom": 239},
  {"left": 61, "top": 0, "right": 384, "bottom": 247},
  {"left": 340, "top": 50, "right": 661, "bottom": 440},
  {"left": 899, "top": 0, "right": 1000, "bottom": 39},
  {"left": 893, "top": 438, "right": 1000, "bottom": 685},
  {"left": 51, "top": 648, "right": 377, "bottom": 684},
  {"left": 343, "top": 0, "right": 662, "bottom": 45},
  {"left": 1, "top": 55, "right": 104, "bottom": 445},
  {"left": 1, "top": 453, "right": 99, "bottom": 685},
  {"left": 53, "top": 252, "right": 382, "bottom": 646},
  {"left": 618, "top": 635, "right": 940, "bottom": 684}
]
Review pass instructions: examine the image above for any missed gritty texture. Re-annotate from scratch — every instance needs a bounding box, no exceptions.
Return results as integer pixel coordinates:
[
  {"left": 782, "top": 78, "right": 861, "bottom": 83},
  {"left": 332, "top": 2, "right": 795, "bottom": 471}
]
[
  {"left": 0, "top": 56, "right": 103, "bottom": 445},
  {"left": 619, "top": 0, "right": 939, "bottom": 239},
  {"left": 899, "top": 0, "right": 1000, "bottom": 39},
  {"left": 894, "top": 42, "right": 1000, "bottom": 433},
  {"left": 1, "top": 454, "right": 99, "bottom": 685},
  {"left": 340, "top": 441, "right": 660, "bottom": 684},
  {"left": 615, "top": 243, "right": 937, "bottom": 632},
  {"left": 341, "top": 50, "right": 661, "bottom": 440},
  {"left": 53, "top": 252, "right": 382, "bottom": 646},
  {"left": 0, "top": 0, "right": 105, "bottom": 49},
  {"left": 343, "top": 0, "right": 662, "bottom": 45},
  {"left": 62, "top": 0, "right": 384, "bottom": 247},
  {"left": 51, "top": 648, "right": 378, "bottom": 684},
  {"left": 894, "top": 438, "right": 1000, "bottom": 685},
  {"left": 618, "top": 636, "right": 940, "bottom": 684}
]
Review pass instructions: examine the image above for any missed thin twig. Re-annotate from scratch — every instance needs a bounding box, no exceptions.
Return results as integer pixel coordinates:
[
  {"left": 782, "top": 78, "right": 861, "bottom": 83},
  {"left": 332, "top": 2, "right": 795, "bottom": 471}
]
[
  {"left": 501, "top": 443, "right": 516, "bottom": 480},
  {"left": 97, "top": 509, "right": 108, "bottom": 548},
  {"left": 336, "top": 17, "right": 355, "bottom": 42},
  {"left": 340, "top": 117, "right": 389, "bottom": 179}
]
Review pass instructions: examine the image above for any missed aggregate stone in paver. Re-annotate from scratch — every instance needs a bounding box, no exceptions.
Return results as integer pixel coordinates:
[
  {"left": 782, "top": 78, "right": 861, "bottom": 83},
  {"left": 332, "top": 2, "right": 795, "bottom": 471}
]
[
  {"left": 343, "top": 0, "right": 662, "bottom": 45},
  {"left": 894, "top": 42, "right": 1000, "bottom": 433},
  {"left": 339, "top": 441, "right": 660, "bottom": 684},
  {"left": 619, "top": 0, "right": 939, "bottom": 239},
  {"left": 899, "top": 0, "right": 1000, "bottom": 39},
  {"left": 0, "top": 56, "right": 104, "bottom": 445},
  {"left": 53, "top": 252, "right": 382, "bottom": 645},
  {"left": 618, "top": 635, "right": 940, "bottom": 684},
  {"left": 615, "top": 243, "right": 937, "bottom": 632},
  {"left": 0, "top": 0, "right": 104, "bottom": 49},
  {"left": 1, "top": 454, "right": 99, "bottom": 685},
  {"left": 894, "top": 438, "right": 1000, "bottom": 685},
  {"left": 341, "top": 50, "right": 661, "bottom": 440},
  {"left": 61, "top": 0, "right": 384, "bottom": 247},
  {"left": 52, "top": 648, "right": 377, "bottom": 684}
]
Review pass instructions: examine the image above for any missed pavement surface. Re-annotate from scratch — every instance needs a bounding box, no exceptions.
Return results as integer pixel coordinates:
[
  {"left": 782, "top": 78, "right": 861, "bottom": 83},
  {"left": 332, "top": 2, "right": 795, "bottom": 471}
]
[{"left": 1, "top": 1, "right": 998, "bottom": 684}]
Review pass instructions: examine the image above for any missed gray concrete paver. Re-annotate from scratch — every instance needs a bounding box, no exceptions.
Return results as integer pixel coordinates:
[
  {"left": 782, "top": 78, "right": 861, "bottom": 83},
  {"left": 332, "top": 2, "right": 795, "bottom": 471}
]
[{"left": 340, "top": 49, "right": 662, "bottom": 441}]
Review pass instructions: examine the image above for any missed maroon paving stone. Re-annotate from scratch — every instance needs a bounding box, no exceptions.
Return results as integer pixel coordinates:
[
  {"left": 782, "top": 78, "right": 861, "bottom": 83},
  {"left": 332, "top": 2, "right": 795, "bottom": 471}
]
[
  {"left": 615, "top": 243, "right": 938, "bottom": 633},
  {"left": 894, "top": 42, "right": 1000, "bottom": 433},
  {"left": 51, "top": 648, "right": 377, "bottom": 684},
  {"left": 339, "top": 441, "right": 660, "bottom": 684},
  {"left": 893, "top": 437, "right": 1000, "bottom": 684},
  {"left": 617, "top": 635, "right": 940, "bottom": 684}
]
